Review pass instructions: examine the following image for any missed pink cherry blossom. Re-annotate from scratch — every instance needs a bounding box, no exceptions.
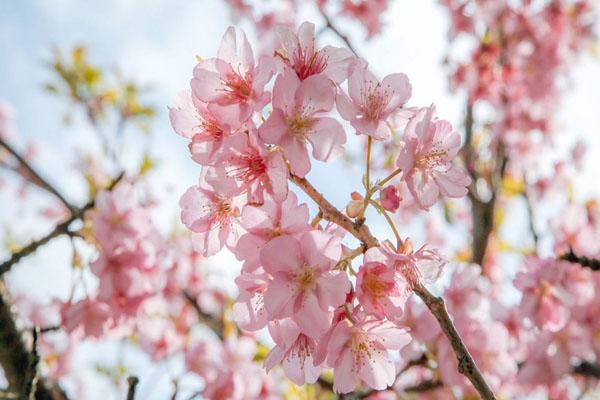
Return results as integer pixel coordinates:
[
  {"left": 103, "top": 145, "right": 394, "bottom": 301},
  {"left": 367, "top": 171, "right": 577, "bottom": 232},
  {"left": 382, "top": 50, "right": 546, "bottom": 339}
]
[
  {"left": 341, "top": 0, "right": 389, "bottom": 38},
  {"left": 235, "top": 191, "right": 310, "bottom": 272},
  {"left": 169, "top": 90, "right": 240, "bottom": 165},
  {"left": 264, "top": 318, "right": 322, "bottom": 385},
  {"left": 61, "top": 298, "right": 112, "bottom": 339},
  {"left": 260, "top": 230, "right": 351, "bottom": 338},
  {"left": 365, "top": 240, "right": 446, "bottom": 289},
  {"left": 396, "top": 105, "right": 471, "bottom": 209},
  {"left": 514, "top": 257, "right": 573, "bottom": 332},
  {"left": 206, "top": 131, "right": 288, "bottom": 205},
  {"left": 232, "top": 269, "right": 272, "bottom": 331},
  {"left": 92, "top": 182, "right": 153, "bottom": 252},
  {"left": 324, "top": 317, "right": 411, "bottom": 393},
  {"left": 380, "top": 185, "right": 400, "bottom": 212},
  {"left": 275, "top": 22, "right": 355, "bottom": 83},
  {"left": 337, "top": 64, "right": 411, "bottom": 140},
  {"left": 356, "top": 261, "right": 409, "bottom": 322},
  {"left": 179, "top": 172, "right": 242, "bottom": 256},
  {"left": 191, "top": 26, "right": 274, "bottom": 127},
  {"left": 259, "top": 69, "right": 346, "bottom": 177}
]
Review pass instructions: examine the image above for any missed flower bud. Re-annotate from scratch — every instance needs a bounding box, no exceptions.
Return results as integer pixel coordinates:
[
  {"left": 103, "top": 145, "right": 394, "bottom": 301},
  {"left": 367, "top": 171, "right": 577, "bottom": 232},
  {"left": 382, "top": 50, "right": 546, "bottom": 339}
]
[
  {"left": 380, "top": 185, "right": 400, "bottom": 212},
  {"left": 346, "top": 192, "right": 365, "bottom": 218}
]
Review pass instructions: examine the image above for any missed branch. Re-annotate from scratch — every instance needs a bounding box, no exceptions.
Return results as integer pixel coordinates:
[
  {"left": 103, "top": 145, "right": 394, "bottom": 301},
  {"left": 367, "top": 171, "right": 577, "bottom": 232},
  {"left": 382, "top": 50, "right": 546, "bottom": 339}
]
[
  {"left": 523, "top": 190, "right": 539, "bottom": 248},
  {"left": 0, "top": 172, "right": 124, "bottom": 276},
  {"left": 21, "top": 328, "right": 40, "bottom": 400},
  {"left": 318, "top": 7, "right": 359, "bottom": 56},
  {"left": 0, "top": 137, "right": 76, "bottom": 213},
  {"left": 404, "top": 379, "right": 443, "bottom": 393},
  {"left": 182, "top": 291, "right": 225, "bottom": 340},
  {"left": 573, "top": 362, "right": 600, "bottom": 379},
  {"left": 0, "top": 281, "right": 69, "bottom": 400},
  {"left": 560, "top": 250, "right": 600, "bottom": 271},
  {"left": 125, "top": 376, "right": 139, "bottom": 400},
  {"left": 290, "top": 174, "right": 496, "bottom": 400}
]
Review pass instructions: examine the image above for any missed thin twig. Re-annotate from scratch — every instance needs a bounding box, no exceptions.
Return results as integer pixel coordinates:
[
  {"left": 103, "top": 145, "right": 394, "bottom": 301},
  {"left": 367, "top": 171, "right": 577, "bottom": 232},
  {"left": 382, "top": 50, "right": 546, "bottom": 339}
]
[
  {"left": 290, "top": 173, "right": 496, "bottom": 400},
  {"left": 404, "top": 379, "right": 443, "bottom": 393},
  {"left": 523, "top": 190, "right": 539, "bottom": 248},
  {"left": 0, "top": 172, "right": 124, "bottom": 276},
  {"left": 560, "top": 250, "right": 600, "bottom": 271},
  {"left": 182, "top": 291, "right": 225, "bottom": 340},
  {"left": 22, "top": 328, "right": 40, "bottom": 400},
  {"left": 573, "top": 361, "right": 600, "bottom": 379},
  {"left": 0, "top": 137, "right": 76, "bottom": 213},
  {"left": 126, "top": 376, "right": 139, "bottom": 400},
  {"left": 318, "top": 8, "right": 359, "bottom": 56}
]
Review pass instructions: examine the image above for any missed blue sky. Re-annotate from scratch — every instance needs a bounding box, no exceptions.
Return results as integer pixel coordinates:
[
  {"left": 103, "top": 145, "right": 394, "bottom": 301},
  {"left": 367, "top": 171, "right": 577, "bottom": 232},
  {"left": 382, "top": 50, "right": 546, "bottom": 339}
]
[{"left": 1, "top": 1, "right": 599, "bottom": 398}]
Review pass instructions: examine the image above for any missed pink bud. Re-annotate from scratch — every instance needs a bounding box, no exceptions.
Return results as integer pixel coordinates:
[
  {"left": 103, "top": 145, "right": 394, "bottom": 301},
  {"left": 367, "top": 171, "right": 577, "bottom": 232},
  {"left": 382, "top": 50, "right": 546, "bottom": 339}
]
[
  {"left": 346, "top": 192, "right": 365, "bottom": 218},
  {"left": 380, "top": 185, "right": 400, "bottom": 212}
]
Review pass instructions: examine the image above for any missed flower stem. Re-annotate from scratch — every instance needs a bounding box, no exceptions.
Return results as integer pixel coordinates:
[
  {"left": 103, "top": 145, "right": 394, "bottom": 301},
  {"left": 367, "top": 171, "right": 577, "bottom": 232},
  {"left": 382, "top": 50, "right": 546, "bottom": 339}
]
[
  {"left": 378, "top": 167, "right": 403, "bottom": 188},
  {"left": 370, "top": 200, "right": 403, "bottom": 249},
  {"left": 358, "top": 137, "right": 373, "bottom": 221}
]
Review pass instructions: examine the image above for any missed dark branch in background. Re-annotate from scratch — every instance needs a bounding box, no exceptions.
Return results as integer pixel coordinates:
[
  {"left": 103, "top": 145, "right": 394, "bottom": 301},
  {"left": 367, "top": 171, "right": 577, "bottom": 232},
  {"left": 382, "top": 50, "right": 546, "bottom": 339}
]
[
  {"left": 125, "top": 376, "right": 139, "bottom": 400},
  {"left": 318, "top": 7, "right": 359, "bottom": 56},
  {"left": 22, "top": 328, "right": 40, "bottom": 400},
  {"left": 523, "top": 190, "right": 539, "bottom": 248},
  {"left": 0, "top": 137, "right": 76, "bottom": 213},
  {"left": 0, "top": 281, "right": 69, "bottom": 400},
  {"left": 182, "top": 291, "right": 225, "bottom": 340},
  {"left": 0, "top": 172, "right": 125, "bottom": 276},
  {"left": 560, "top": 249, "right": 600, "bottom": 271},
  {"left": 573, "top": 361, "right": 600, "bottom": 379},
  {"left": 404, "top": 379, "right": 443, "bottom": 393}
]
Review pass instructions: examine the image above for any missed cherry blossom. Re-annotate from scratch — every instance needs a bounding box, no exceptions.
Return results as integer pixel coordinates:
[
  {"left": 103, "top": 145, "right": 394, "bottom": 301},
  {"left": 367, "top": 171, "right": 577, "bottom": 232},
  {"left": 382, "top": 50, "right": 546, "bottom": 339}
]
[
  {"left": 259, "top": 69, "right": 346, "bottom": 177},
  {"left": 169, "top": 90, "right": 239, "bottom": 165},
  {"left": 365, "top": 240, "right": 446, "bottom": 289},
  {"left": 337, "top": 64, "right": 411, "bottom": 140},
  {"left": 260, "top": 230, "right": 351, "bottom": 338},
  {"left": 275, "top": 21, "right": 355, "bottom": 83},
  {"left": 322, "top": 316, "right": 411, "bottom": 393},
  {"left": 264, "top": 318, "right": 322, "bottom": 385},
  {"left": 355, "top": 261, "right": 409, "bottom": 322},
  {"left": 234, "top": 191, "right": 310, "bottom": 272},
  {"left": 396, "top": 105, "right": 471, "bottom": 209},
  {"left": 180, "top": 172, "right": 242, "bottom": 256},
  {"left": 191, "top": 26, "right": 275, "bottom": 127}
]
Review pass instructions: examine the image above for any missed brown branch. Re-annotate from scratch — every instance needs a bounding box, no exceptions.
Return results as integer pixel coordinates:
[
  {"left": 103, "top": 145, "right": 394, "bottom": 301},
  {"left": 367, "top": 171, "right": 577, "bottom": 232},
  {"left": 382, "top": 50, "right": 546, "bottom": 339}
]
[
  {"left": 182, "top": 291, "right": 225, "bottom": 340},
  {"left": 318, "top": 7, "right": 359, "bottom": 56},
  {"left": 125, "top": 376, "right": 139, "bottom": 400},
  {"left": 0, "top": 172, "right": 124, "bottom": 276},
  {"left": 0, "top": 281, "right": 69, "bottom": 400},
  {"left": 523, "top": 190, "right": 539, "bottom": 248},
  {"left": 290, "top": 174, "right": 496, "bottom": 400},
  {"left": 560, "top": 250, "right": 600, "bottom": 271},
  {"left": 21, "top": 328, "right": 40, "bottom": 400},
  {"left": 573, "top": 362, "right": 600, "bottom": 379},
  {"left": 404, "top": 379, "right": 443, "bottom": 393},
  {"left": 0, "top": 137, "right": 76, "bottom": 213}
]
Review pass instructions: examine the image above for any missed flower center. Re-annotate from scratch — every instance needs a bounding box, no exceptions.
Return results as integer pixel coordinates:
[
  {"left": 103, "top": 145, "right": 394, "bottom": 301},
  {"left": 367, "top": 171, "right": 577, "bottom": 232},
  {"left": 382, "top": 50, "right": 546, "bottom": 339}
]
[
  {"left": 363, "top": 274, "right": 392, "bottom": 298},
  {"left": 295, "top": 267, "right": 316, "bottom": 290},
  {"left": 228, "top": 152, "right": 266, "bottom": 184},
  {"left": 415, "top": 149, "right": 448, "bottom": 169},
  {"left": 287, "top": 114, "right": 314, "bottom": 141},
  {"left": 222, "top": 70, "right": 252, "bottom": 102}
]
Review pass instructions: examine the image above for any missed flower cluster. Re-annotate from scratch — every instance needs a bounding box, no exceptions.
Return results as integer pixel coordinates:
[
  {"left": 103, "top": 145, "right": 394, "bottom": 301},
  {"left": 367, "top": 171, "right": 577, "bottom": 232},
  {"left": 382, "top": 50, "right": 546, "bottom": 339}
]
[
  {"left": 222, "top": 0, "right": 390, "bottom": 40},
  {"left": 172, "top": 22, "right": 471, "bottom": 393},
  {"left": 441, "top": 0, "right": 596, "bottom": 166},
  {"left": 61, "top": 182, "right": 163, "bottom": 338}
]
